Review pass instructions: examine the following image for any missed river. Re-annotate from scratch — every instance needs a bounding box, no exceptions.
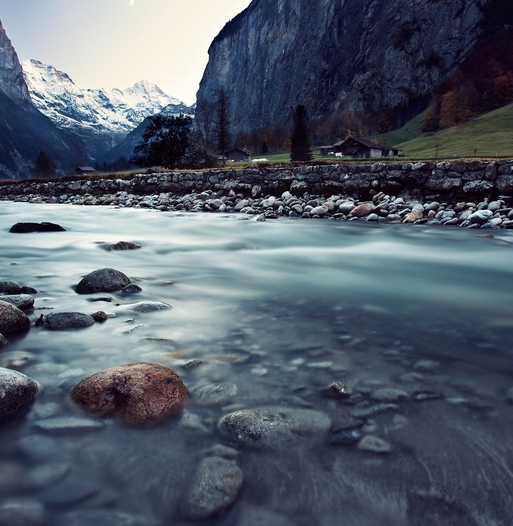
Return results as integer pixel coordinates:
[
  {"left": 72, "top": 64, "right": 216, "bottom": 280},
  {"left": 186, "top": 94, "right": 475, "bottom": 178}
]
[{"left": 1, "top": 202, "right": 513, "bottom": 525}]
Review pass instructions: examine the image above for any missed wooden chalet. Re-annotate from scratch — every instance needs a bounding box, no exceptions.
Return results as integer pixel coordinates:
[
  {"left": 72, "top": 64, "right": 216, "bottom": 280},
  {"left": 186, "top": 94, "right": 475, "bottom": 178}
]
[
  {"left": 217, "top": 148, "right": 251, "bottom": 162},
  {"left": 74, "top": 166, "right": 96, "bottom": 175},
  {"left": 330, "top": 137, "right": 403, "bottom": 159}
]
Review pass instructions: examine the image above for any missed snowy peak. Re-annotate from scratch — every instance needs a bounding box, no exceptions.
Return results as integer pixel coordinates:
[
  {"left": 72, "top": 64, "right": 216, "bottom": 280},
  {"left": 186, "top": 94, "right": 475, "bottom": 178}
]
[{"left": 22, "top": 59, "right": 194, "bottom": 159}]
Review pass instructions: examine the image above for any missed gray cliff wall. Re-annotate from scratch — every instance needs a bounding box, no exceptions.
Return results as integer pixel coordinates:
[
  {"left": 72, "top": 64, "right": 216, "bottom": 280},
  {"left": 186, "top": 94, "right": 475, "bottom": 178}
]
[
  {"left": 196, "top": 0, "right": 490, "bottom": 135},
  {"left": 2, "top": 161, "right": 513, "bottom": 204},
  {"left": 0, "top": 20, "right": 31, "bottom": 102}
]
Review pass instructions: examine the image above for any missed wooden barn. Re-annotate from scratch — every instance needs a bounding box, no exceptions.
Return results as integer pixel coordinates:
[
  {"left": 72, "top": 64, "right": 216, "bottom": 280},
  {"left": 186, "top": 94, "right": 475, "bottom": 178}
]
[{"left": 331, "top": 137, "right": 403, "bottom": 158}]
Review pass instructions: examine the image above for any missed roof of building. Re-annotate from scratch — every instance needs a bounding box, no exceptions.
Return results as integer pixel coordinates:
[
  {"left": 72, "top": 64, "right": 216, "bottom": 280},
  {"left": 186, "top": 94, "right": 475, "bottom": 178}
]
[{"left": 332, "top": 137, "right": 395, "bottom": 150}]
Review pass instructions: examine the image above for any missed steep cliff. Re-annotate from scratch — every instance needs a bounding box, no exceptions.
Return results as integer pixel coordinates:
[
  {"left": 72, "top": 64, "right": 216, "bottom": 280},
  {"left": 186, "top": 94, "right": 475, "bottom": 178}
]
[
  {"left": 196, "top": 0, "right": 501, "bottom": 136},
  {"left": 0, "top": 20, "right": 83, "bottom": 178}
]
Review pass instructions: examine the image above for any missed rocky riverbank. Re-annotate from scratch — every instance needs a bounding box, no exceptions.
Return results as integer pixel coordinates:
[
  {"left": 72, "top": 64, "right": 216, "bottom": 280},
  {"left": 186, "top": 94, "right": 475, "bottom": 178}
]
[{"left": 1, "top": 160, "right": 513, "bottom": 228}]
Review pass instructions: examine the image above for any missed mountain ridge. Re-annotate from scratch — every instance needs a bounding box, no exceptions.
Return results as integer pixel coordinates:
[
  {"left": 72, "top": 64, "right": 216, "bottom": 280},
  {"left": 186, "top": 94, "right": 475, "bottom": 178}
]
[{"left": 23, "top": 59, "right": 193, "bottom": 161}]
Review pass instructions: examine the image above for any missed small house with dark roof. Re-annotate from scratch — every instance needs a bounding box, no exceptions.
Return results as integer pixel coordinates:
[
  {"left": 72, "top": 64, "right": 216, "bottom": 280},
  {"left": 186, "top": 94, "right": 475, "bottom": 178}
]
[
  {"left": 74, "top": 166, "right": 96, "bottom": 175},
  {"left": 217, "top": 149, "right": 250, "bottom": 162},
  {"left": 331, "top": 137, "right": 403, "bottom": 159}
]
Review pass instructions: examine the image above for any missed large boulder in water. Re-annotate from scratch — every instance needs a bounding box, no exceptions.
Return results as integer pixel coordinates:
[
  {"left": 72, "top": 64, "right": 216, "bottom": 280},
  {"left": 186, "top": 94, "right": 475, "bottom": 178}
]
[
  {"left": 0, "top": 294, "right": 35, "bottom": 311},
  {"left": 70, "top": 362, "right": 188, "bottom": 426},
  {"left": 0, "top": 301, "right": 31, "bottom": 333},
  {"left": 9, "top": 222, "right": 65, "bottom": 233},
  {"left": 182, "top": 456, "right": 243, "bottom": 519},
  {"left": 75, "top": 268, "right": 130, "bottom": 294},
  {"left": 0, "top": 368, "right": 39, "bottom": 420},
  {"left": 0, "top": 281, "right": 22, "bottom": 295}
]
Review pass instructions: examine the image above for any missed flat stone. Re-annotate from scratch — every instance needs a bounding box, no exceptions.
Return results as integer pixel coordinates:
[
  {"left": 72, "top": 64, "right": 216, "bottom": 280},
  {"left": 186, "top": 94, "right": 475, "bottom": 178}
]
[
  {"left": 370, "top": 388, "right": 408, "bottom": 403},
  {"left": 71, "top": 362, "right": 188, "bottom": 426},
  {"left": 0, "top": 498, "right": 45, "bottom": 526},
  {"left": 33, "top": 416, "right": 105, "bottom": 434},
  {"left": 43, "top": 312, "right": 95, "bottom": 330},
  {"left": 191, "top": 382, "right": 238, "bottom": 406},
  {"left": 182, "top": 457, "right": 243, "bottom": 519},
  {"left": 75, "top": 268, "right": 131, "bottom": 294},
  {"left": 218, "top": 407, "right": 331, "bottom": 449},
  {"left": 357, "top": 435, "right": 391, "bottom": 453},
  {"left": 128, "top": 301, "right": 171, "bottom": 312},
  {"left": 0, "top": 300, "right": 31, "bottom": 333},
  {"left": 10, "top": 222, "right": 65, "bottom": 233},
  {"left": 0, "top": 294, "right": 34, "bottom": 311},
  {"left": 0, "top": 368, "right": 38, "bottom": 420},
  {"left": 24, "top": 463, "right": 70, "bottom": 490},
  {"left": 55, "top": 511, "right": 150, "bottom": 526}
]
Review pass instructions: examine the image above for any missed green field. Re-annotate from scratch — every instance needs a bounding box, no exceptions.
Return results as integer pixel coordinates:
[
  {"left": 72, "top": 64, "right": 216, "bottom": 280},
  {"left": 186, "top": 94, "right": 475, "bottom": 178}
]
[
  {"left": 378, "top": 111, "right": 426, "bottom": 146},
  {"left": 383, "top": 103, "right": 513, "bottom": 159}
]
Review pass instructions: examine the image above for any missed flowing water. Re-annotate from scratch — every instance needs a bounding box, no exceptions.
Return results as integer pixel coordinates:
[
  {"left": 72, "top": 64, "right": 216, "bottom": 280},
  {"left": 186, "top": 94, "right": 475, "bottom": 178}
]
[{"left": 1, "top": 201, "right": 513, "bottom": 525}]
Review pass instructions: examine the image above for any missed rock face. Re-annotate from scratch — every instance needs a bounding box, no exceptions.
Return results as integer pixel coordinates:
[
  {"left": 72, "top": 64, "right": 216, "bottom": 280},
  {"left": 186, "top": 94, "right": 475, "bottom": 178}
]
[
  {"left": 0, "top": 367, "right": 39, "bottom": 420},
  {"left": 70, "top": 362, "right": 189, "bottom": 426},
  {"left": 197, "top": 0, "right": 495, "bottom": 135},
  {"left": 75, "top": 268, "right": 131, "bottom": 294},
  {"left": 0, "top": 20, "right": 84, "bottom": 179},
  {"left": 182, "top": 457, "right": 243, "bottom": 519},
  {"left": 0, "top": 301, "right": 31, "bottom": 333}
]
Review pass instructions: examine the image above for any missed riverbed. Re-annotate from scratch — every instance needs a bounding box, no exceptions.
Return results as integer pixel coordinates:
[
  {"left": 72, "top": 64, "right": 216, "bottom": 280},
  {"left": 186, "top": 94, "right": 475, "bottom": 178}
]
[{"left": 1, "top": 202, "right": 513, "bottom": 525}]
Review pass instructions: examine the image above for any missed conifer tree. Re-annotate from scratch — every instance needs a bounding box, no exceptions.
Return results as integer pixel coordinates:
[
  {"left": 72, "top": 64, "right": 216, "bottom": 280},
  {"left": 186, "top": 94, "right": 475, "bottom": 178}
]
[
  {"left": 214, "top": 88, "right": 231, "bottom": 165},
  {"left": 290, "top": 105, "right": 313, "bottom": 161}
]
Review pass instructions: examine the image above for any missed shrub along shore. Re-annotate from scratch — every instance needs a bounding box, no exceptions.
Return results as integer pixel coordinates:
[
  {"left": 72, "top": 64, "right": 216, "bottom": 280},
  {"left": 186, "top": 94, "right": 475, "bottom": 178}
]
[{"left": 1, "top": 159, "right": 513, "bottom": 228}]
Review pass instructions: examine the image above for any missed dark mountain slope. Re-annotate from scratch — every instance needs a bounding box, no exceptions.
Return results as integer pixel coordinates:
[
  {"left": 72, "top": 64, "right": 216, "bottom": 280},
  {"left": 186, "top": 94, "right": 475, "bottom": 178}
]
[{"left": 196, "top": 0, "right": 504, "bottom": 137}]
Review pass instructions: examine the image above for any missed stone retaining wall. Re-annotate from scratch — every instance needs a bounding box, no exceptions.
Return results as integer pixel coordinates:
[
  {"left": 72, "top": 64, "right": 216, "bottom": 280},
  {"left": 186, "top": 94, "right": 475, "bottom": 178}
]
[{"left": 1, "top": 160, "right": 513, "bottom": 202}]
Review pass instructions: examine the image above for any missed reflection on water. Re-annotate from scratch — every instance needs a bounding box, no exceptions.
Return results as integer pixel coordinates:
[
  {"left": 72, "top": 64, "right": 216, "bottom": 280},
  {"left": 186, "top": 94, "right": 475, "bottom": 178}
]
[{"left": 1, "top": 202, "right": 513, "bottom": 525}]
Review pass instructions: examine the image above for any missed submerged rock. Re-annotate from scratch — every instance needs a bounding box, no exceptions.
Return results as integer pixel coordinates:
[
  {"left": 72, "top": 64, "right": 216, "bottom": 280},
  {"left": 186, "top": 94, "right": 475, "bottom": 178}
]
[
  {"left": 182, "top": 456, "right": 243, "bottom": 519},
  {"left": 370, "top": 388, "right": 408, "bottom": 403},
  {"left": 0, "top": 498, "right": 45, "bottom": 526},
  {"left": 75, "top": 268, "right": 131, "bottom": 294},
  {"left": 9, "top": 222, "right": 65, "bottom": 233},
  {"left": 70, "top": 362, "right": 188, "bottom": 426},
  {"left": 0, "top": 368, "right": 39, "bottom": 420},
  {"left": 0, "top": 301, "right": 30, "bottom": 333},
  {"left": 506, "top": 387, "right": 513, "bottom": 404},
  {"left": 321, "top": 381, "right": 350, "bottom": 399},
  {"left": 103, "top": 241, "right": 142, "bottom": 251},
  {"left": 191, "top": 382, "right": 238, "bottom": 406},
  {"left": 128, "top": 301, "right": 171, "bottom": 312},
  {"left": 0, "top": 334, "right": 7, "bottom": 347},
  {"left": 218, "top": 406, "right": 331, "bottom": 449},
  {"left": 55, "top": 510, "right": 154, "bottom": 526},
  {"left": 121, "top": 284, "right": 142, "bottom": 295},
  {"left": 43, "top": 312, "right": 95, "bottom": 330},
  {"left": 357, "top": 435, "right": 391, "bottom": 453}
]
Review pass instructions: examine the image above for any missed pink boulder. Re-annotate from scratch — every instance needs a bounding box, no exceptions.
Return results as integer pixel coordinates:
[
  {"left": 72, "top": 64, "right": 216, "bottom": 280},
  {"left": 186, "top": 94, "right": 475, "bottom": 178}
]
[{"left": 71, "top": 362, "right": 188, "bottom": 426}]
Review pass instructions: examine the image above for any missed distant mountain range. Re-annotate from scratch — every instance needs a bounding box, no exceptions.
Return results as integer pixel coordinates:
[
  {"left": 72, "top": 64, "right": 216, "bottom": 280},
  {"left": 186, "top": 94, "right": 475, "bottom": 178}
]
[{"left": 23, "top": 59, "right": 194, "bottom": 161}]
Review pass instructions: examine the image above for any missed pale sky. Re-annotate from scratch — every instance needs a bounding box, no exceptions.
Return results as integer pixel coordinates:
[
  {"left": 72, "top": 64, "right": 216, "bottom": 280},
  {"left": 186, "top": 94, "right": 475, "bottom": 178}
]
[{"left": 0, "top": 0, "right": 251, "bottom": 105}]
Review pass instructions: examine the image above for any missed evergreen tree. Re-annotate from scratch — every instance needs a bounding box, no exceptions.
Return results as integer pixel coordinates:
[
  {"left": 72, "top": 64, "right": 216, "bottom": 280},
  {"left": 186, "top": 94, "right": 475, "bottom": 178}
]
[
  {"left": 214, "top": 88, "right": 231, "bottom": 165},
  {"left": 33, "top": 151, "right": 56, "bottom": 178},
  {"left": 290, "top": 105, "right": 313, "bottom": 161},
  {"left": 130, "top": 114, "right": 193, "bottom": 168}
]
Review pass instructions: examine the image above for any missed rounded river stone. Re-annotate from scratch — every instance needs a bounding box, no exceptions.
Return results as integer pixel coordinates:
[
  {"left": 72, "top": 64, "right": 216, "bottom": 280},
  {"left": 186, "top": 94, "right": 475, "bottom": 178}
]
[
  {"left": 182, "top": 456, "right": 243, "bottom": 519},
  {"left": 75, "top": 268, "right": 131, "bottom": 294},
  {"left": 43, "top": 312, "right": 95, "bottom": 330},
  {"left": 0, "top": 294, "right": 35, "bottom": 311},
  {"left": 0, "top": 368, "right": 39, "bottom": 420},
  {"left": 0, "top": 301, "right": 31, "bottom": 333},
  {"left": 218, "top": 406, "right": 331, "bottom": 449},
  {"left": 71, "top": 362, "right": 188, "bottom": 426}
]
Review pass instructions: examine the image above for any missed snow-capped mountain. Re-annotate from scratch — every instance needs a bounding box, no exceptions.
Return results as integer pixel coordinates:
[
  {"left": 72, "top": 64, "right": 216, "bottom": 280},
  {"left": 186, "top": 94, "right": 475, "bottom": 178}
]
[{"left": 23, "top": 59, "right": 194, "bottom": 160}]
